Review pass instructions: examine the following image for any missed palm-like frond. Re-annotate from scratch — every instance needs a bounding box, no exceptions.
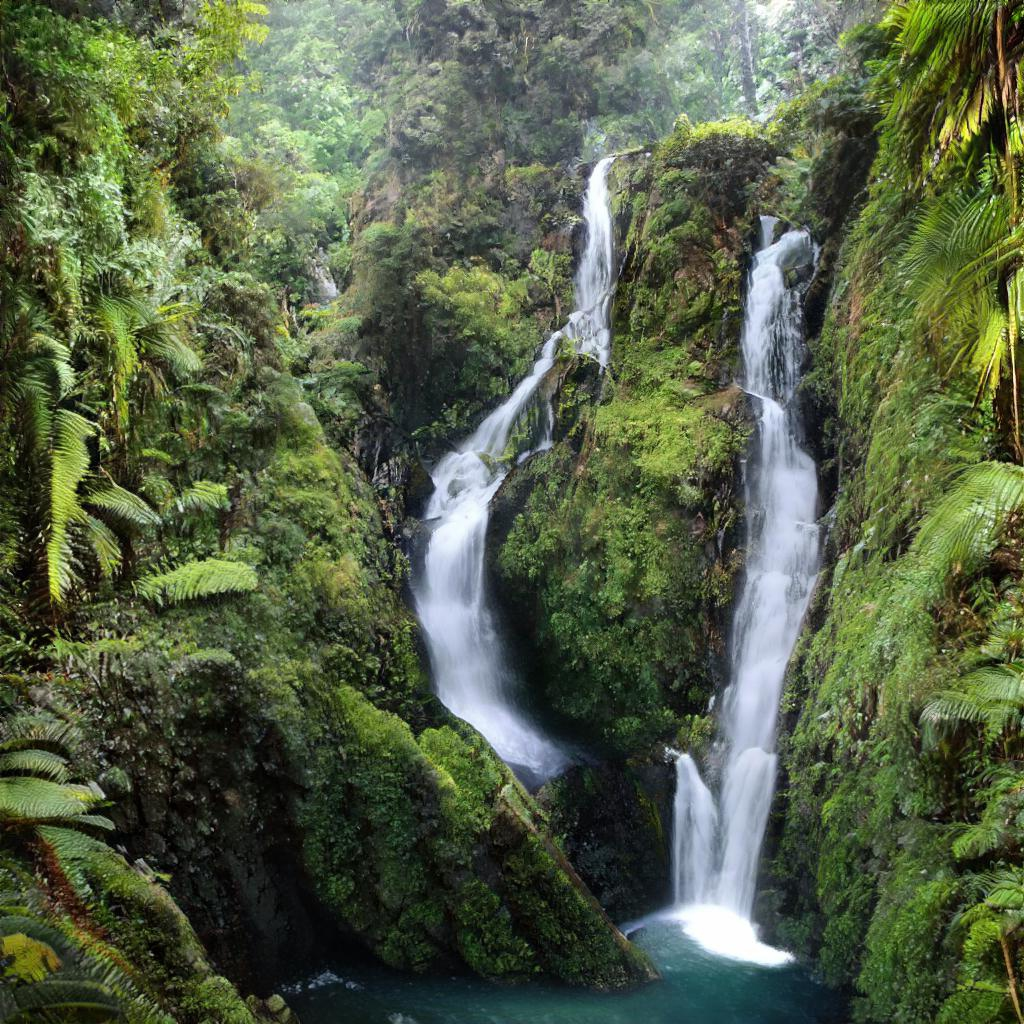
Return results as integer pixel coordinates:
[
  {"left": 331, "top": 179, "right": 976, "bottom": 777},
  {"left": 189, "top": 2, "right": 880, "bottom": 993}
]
[
  {"left": 171, "top": 480, "right": 229, "bottom": 516},
  {"left": 0, "top": 777, "right": 105, "bottom": 826},
  {"left": 84, "top": 482, "right": 161, "bottom": 529},
  {"left": 923, "top": 664, "right": 1024, "bottom": 743},
  {"left": 0, "top": 715, "right": 80, "bottom": 755},
  {"left": 81, "top": 514, "right": 123, "bottom": 578},
  {"left": 880, "top": 0, "right": 1024, "bottom": 454},
  {"left": 0, "top": 750, "right": 69, "bottom": 784},
  {"left": 45, "top": 411, "right": 95, "bottom": 604},
  {"left": 877, "top": 0, "right": 1013, "bottom": 180},
  {"left": 911, "top": 462, "right": 1024, "bottom": 588},
  {"left": 901, "top": 169, "right": 1024, "bottom": 404},
  {"left": 136, "top": 558, "right": 257, "bottom": 606},
  {"left": 0, "top": 714, "right": 111, "bottom": 840},
  {"left": 948, "top": 766, "right": 1024, "bottom": 859}
]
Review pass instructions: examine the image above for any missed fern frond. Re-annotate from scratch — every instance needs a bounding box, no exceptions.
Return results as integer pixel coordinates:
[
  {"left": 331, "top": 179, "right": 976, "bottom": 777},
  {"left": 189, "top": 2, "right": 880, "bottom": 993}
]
[
  {"left": 46, "top": 410, "right": 96, "bottom": 604},
  {"left": 144, "top": 334, "right": 202, "bottom": 377},
  {"left": 81, "top": 514, "right": 122, "bottom": 578},
  {"left": 0, "top": 751, "right": 69, "bottom": 784},
  {"left": 952, "top": 821, "right": 1008, "bottom": 861},
  {"left": 136, "top": 558, "right": 257, "bottom": 606},
  {"left": 0, "top": 778, "right": 101, "bottom": 825},
  {"left": 937, "top": 987, "right": 1006, "bottom": 1024},
  {"left": 911, "top": 462, "right": 1024, "bottom": 590},
  {"left": 173, "top": 481, "right": 229, "bottom": 516},
  {"left": 139, "top": 448, "right": 175, "bottom": 464},
  {"left": 922, "top": 664, "right": 1024, "bottom": 743},
  {"left": 35, "top": 826, "right": 113, "bottom": 900},
  {"left": 84, "top": 482, "right": 160, "bottom": 529},
  {"left": 7, "top": 977, "right": 124, "bottom": 1019},
  {"left": 0, "top": 715, "right": 79, "bottom": 756}
]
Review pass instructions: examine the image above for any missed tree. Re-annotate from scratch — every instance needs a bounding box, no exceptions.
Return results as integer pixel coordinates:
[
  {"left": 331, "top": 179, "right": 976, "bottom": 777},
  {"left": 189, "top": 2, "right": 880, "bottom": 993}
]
[
  {"left": 879, "top": 0, "right": 1024, "bottom": 458},
  {"left": 733, "top": 0, "right": 760, "bottom": 115}
]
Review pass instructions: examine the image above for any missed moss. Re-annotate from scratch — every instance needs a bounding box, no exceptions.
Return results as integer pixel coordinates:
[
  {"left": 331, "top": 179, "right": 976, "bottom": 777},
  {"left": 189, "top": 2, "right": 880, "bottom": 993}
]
[
  {"left": 84, "top": 850, "right": 262, "bottom": 1024},
  {"left": 452, "top": 880, "right": 539, "bottom": 979},
  {"left": 492, "top": 126, "right": 765, "bottom": 757},
  {"left": 494, "top": 820, "right": 656, "bottom": 989},
  {"left": 180, "top": 977, "right": 259, "bottom": 1024},
  {"left": 301, "top": 685, "right": 651, "bottom": 987}
]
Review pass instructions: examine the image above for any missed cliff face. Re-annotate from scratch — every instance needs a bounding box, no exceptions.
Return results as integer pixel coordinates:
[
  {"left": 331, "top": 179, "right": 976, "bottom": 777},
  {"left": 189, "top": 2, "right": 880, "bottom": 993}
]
[
  {"left": 769, "top": 173, "right": 1010, "bottom": 1024},
  {"left": 481, "top": 90, "right": 877, "bottom": 921},
  {"left": 490, "top": 123, "right": 768, "bottom": 762}
]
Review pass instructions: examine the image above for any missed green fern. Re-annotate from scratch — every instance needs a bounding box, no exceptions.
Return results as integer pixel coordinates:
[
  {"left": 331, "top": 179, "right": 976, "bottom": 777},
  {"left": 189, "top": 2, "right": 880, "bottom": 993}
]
[
  {"left": 136, "top": 558, "right": 257, "bottom": 606},
  {"left": 0, "top": 714, "right": 113, "bottom": 854},
  {"left": 922, "top": 664, "right": 1024, "bottom": 743},
  {"left": 45, "top": 410, "right": 95, "bottom": 604},
  {"left": 0, "top": 750, "right": 69, "bottom": 784},
  {"left": 172, "top": 480, "right": 229, "bottom": 516},
  {"left": 0, "top": 906, "right": 172, "bottom": 1024},
  {"left": 84, "top": 482, "right": 161, "bottom": 529},
  {"left": 910, "top": 462, "right": 1024, "bottom": 591}
]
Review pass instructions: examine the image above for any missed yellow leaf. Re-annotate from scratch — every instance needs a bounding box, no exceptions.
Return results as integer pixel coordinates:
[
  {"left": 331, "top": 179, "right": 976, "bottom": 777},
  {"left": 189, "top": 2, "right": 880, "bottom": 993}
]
[{"left": 1, "top": 933, "right": 62, "bottom": 983}]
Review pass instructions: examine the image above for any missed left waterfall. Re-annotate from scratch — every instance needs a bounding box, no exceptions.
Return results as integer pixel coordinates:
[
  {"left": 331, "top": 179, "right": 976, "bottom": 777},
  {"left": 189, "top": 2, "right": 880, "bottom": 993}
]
[{"left": 413, "top": 158, "right": 618, "bottom": 784}]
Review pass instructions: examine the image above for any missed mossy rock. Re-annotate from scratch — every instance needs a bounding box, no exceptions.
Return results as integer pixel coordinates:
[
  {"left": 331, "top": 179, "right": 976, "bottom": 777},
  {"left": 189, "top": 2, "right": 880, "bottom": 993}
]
[{"left": 301, "top": 685, "right": 655, "bottom": 988}]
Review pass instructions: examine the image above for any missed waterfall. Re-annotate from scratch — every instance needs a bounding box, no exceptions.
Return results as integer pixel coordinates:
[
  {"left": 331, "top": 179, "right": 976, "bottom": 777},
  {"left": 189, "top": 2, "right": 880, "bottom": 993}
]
[
  {"left": 669, "top": 217, "right": 819, "bottom": 964},
  {"left": 672, "top": 753, "right": 718, "bottom": 906},
  {"left": 413, "top": 158, "right": 618, "bottom": 783}
]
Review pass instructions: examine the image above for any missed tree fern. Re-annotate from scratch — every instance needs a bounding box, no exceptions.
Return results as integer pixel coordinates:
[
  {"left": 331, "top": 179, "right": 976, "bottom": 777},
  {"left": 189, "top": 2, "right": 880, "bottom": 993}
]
[
  {"left": 0, "top": 713, "right": 113, "bottom": 851},
  {"left": 81, "top": 514, "right": 123, "bottom": 578},
  {"left": 910, "top": 462, "right": 1024, "bottom": 590},
  {"left": 948, "top": 766, "right": 1024, "bottom": 860},
  {"left": 0, "top": 714, "right": 79, "bottom": 755},
  {"left": 136, "top": 558, "right": 257, "bottom": 606},
  {"left": 45, "top": 410, "right": 95, "bottom": 604},
  {"left": 0, "top": 777, "right": 107, "bottom": 825},
  {"left": 879, "top": 0, "right": 1024, "bottom": 453},
  {"left": 90, "top": 295, "right": 201, "bottom": 435}
]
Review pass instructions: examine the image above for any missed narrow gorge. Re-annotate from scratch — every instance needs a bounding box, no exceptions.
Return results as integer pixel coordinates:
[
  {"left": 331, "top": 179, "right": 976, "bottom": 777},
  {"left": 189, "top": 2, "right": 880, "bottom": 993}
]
[
  {"left": 4, "top": 3, "right": 1024, "bottom": 1024},
  {"left": 669, "top": 219, "right": 819, "bottom": 966}
]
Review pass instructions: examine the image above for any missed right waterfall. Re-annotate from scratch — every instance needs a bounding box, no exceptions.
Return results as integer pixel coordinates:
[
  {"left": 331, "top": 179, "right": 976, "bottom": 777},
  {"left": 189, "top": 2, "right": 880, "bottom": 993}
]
[{"left": 672, "top": 216, "right": 820, "bottom": 963}]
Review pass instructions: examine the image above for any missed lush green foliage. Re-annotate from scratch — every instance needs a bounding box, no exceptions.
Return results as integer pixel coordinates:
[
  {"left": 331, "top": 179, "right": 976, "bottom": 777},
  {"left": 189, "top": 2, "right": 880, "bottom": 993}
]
[
  {"left": 494, "top": 121, "right": 768, "bottom": 755},
  {"left": 774, "top": 141, "right": 1024, "bottom": 1024}
]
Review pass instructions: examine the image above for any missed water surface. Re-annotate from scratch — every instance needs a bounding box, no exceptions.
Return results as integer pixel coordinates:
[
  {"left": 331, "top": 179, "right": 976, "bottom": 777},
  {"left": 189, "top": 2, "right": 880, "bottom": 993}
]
[{"left": 291, "top": 918, "right": 843, "bottom": 1024}]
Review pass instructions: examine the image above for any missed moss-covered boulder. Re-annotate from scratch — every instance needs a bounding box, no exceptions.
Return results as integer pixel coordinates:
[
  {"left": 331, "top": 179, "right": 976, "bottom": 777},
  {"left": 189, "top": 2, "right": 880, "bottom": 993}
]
[{"left": 303, "top": 686, "right": 656, "bottom": 988}]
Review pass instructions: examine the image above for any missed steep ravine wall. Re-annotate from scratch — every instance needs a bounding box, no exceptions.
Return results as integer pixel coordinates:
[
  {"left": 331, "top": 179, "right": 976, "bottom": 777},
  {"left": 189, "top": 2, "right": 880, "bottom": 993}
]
[
  {"left": 486, "top": 97, "right": 876, "bottom": 925},
  {"left": 767, "top": 168, "right": 1007, "bottom": 1022}
]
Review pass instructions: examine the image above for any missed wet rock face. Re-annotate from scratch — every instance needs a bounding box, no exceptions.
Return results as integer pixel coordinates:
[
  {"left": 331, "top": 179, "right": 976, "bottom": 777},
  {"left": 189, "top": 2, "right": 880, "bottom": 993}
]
[
  {"left": 101, "top": 652, "right": 344, "bottom": 992},
  {"left": 540, "top": 763, "right": 677, "bottom": 923}
]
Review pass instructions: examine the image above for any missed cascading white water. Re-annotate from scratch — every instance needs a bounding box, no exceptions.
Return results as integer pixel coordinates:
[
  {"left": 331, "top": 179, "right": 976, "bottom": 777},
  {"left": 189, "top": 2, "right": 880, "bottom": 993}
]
[
  {"left": 672, "top": 753, "right": 718, "bottom": 906},
  {"left": 413, "top": 158, "right": 618, "bottom": 783},
  {"left": 669, "top": 217, "right": 819, "bottom": 965}
]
